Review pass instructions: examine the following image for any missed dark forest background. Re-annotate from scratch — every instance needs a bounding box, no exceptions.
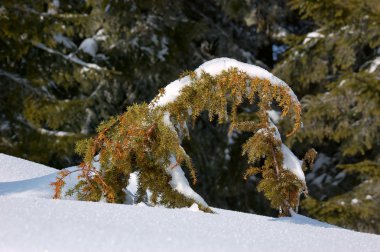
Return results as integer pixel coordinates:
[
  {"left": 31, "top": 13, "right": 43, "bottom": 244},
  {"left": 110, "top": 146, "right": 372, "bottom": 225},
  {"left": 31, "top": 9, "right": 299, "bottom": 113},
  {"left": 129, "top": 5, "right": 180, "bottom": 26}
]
[{"left": 1, "top": 0, "right": 379, "bottom": 233}]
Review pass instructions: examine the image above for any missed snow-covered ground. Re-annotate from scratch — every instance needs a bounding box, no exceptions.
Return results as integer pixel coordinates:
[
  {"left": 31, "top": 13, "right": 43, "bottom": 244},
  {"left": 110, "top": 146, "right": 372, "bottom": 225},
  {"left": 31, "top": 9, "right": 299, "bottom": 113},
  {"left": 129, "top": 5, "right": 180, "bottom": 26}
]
[
  {"left": 0, "top": 153, "right": 380, "bottom": 252},
  {"left": 0, "top": 153, "right": 56, "bottom": 182}
]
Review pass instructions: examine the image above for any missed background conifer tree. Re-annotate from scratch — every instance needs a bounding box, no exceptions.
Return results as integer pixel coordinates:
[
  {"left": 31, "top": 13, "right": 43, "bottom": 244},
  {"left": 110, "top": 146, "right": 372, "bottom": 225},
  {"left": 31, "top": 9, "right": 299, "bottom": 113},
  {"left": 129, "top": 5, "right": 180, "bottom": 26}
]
[
  {"left": 0, "top": 0, "right": 286, "bottom": 167},
  {"left": 274, "top": 0, "right": 380, "bottom": 233}
]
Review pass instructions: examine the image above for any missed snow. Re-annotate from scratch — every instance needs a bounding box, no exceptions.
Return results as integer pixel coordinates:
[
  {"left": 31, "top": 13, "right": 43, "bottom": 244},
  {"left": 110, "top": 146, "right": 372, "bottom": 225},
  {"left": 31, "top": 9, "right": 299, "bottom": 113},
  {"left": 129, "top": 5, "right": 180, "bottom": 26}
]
[
  {"left": 0, "top": 153, "right": 56, "bottom": 182},
  {"left": 166, "top": 156, "right": 208, "bottom": 207},
  {"left": 35, "top": 43, "right": 102, "bottom": 71},
  {"left": 266, "top": 119, "right": 305, "bottom": 183},
  {"left": 2, "top": 197, "right": 380, "bottom": 252},
  {"left": 152, "top": 58, "right": 299, "bottom": 108},
  {"left": 351, "top": 198, "right": 359, "bottom": 205},
  {"left": 152, "top": 75, "right": 192, "bottom": 108},
  {"left": 0, "top": 165, "right": 78, "bottom": 199},
  {"left": 1, "top": 154, "right": 380, "bottom": 251},
  {"left": 79, "top": 38, "right": 98, "bottom": 57},
  {"left": 37, "top": 128, "right": 76, "bottom": 137},
  {"left": 53, "top": 34, "right": 77, "bottom": 49},
  {"left": 281, "top": 144, "right": 305, "bottom": 183},
  {"left": 162, "top": 112, "right": 208, "bottom": 207},
  {"left": 52, "top": 0, "right": 60, "bottom": 8},
  {"left": 369, "top": 56, "right": 380, "bottom": 73},
  {"left": 267, "top": 110, "right": 281, "bottom": 124},
  {"left": 303, "top": 31, "right": 325, "bottom": 44},
  {"left": 47, "top": 0, "right": 60, "bottom": 14},
  {"left": 93, "top": 29, "right": 108, "bottom": 42}
]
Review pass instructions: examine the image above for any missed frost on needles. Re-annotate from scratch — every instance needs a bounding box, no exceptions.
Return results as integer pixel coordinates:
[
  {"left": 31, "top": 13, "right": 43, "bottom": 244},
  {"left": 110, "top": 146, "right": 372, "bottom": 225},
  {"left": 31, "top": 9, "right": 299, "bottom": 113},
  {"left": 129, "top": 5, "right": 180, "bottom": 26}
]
[{"left": 52, "top": 58, "right": 316, "bottom": 216}]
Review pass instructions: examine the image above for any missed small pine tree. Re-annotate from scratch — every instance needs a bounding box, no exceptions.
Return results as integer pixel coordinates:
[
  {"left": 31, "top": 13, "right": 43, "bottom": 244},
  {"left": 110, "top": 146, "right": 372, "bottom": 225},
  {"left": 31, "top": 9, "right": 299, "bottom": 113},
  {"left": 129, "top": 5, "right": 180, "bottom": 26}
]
[{"left": 53, "top": 59, "right": 314, "bottom": 216}]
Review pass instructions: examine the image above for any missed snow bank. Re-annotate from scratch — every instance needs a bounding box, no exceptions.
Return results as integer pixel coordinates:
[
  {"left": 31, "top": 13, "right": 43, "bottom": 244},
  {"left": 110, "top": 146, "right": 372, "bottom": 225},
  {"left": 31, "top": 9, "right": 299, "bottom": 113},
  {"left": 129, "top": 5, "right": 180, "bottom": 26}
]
[
  {"left": 1, "top": 154, "right": 380, "bottom": 251},
  {"left": 0, "top": 153, "right": 56, "bottom": 182},
  {"left": 152, "top": 58, "right": 299, "bottom": 108},
  {"left": 1, "top": 196, "right": 380, "bottom": 252},
  {"left": 0, "top": 164, "right": 77, "bottom": 199},
  {"left": 0, "top": 155, "right": 136, "bottom": 201}
]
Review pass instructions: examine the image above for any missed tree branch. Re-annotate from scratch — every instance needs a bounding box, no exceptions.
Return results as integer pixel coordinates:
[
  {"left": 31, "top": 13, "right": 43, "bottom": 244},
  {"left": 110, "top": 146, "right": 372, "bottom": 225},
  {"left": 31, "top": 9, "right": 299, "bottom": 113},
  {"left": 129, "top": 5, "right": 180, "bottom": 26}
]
[
  {"left": 0, "top": 68, "right": 53, "bottom": 98},
  {"left": 33, "top": 43, "right": 103, "bottom": 71},
  {"left": 37, "top": 128, "right": 78, "bottom": 137}
]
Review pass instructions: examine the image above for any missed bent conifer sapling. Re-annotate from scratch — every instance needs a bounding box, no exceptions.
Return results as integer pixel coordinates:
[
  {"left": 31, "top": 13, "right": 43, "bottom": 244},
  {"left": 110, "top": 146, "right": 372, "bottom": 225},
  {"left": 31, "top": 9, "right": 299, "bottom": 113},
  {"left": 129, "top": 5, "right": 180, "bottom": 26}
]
[{"left": 52, "top": 58, "right": 315, "bottom": 216}]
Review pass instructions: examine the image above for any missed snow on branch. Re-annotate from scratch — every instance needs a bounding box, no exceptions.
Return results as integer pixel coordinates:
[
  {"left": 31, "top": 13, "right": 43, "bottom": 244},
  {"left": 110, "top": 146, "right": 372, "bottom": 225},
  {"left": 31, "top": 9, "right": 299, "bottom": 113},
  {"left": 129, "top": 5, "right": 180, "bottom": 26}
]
[
  {"left": 34, "top": 43, "right": 103, "bottom": 71},
  {"left": 37, "top": 128, "right": 77, "bottom": 137},
  {"left": 53, "top": 57, "right": 311, "bottom": 216},
  {"left": 152, "top": 58, "right": 300, "bottom": 108},
  {"left": 151, "top": 58, "right": 306, "bottom": 213}
]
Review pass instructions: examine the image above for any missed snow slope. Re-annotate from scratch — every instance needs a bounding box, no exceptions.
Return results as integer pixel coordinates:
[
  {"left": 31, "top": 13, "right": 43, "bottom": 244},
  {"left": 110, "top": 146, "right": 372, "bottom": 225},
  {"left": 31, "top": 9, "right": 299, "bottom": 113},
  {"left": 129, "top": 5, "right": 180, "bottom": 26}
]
[
  {"left": 0, "top": 153, "right": 56, "bottom": 182},
  {"left": 0, "top": 153, "right": 380, "bottom": 252}
]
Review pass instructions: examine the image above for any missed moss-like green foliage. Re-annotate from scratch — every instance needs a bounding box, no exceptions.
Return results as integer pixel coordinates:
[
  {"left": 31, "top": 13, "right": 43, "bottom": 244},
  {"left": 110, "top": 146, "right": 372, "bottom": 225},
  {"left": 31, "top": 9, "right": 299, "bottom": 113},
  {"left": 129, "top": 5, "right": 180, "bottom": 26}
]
[
  {"left": 302, "top": 161, "right": 380, "bottom": 233},
  {"left": 53, "top": 67, "right": 309, "bottom": 216},
  {"left": 302, "top": 177, "right": 380, "bottom": 233}
]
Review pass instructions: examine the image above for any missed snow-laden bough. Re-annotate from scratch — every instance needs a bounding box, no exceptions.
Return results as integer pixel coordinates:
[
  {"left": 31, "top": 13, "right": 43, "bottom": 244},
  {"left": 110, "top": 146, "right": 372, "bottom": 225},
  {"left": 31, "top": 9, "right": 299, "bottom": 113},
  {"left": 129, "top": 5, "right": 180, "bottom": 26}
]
[{"left": 53, "top": 58, "right": 315, "bottom": 216}]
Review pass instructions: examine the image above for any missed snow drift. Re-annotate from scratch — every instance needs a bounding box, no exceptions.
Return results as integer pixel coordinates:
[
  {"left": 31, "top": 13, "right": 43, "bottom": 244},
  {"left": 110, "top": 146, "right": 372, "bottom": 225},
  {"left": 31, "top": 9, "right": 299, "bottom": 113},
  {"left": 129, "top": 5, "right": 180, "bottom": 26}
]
[{"left": 0, "top": 153, "right": 380, "bottom": 252}]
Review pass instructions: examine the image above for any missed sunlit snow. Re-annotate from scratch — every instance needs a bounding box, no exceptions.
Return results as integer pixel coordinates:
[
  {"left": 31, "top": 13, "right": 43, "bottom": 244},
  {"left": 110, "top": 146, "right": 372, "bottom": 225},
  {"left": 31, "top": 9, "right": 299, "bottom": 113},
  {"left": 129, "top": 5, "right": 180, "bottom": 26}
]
[{"left": 0, "top": 153, "right": 380, "bottom": 252}]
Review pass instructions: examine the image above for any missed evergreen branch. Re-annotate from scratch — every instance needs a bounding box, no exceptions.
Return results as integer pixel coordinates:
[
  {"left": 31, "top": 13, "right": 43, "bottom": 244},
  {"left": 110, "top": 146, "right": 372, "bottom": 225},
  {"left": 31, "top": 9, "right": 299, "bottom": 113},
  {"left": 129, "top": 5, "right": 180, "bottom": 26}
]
[
  {"left": 11, "top": 5, "right": 88, "bottom": 19},
  {"left": 51, "top": 169, "right": 81, "bottom": 199},
  {"left": 89, "top": 83, "right": 106, "bottom": 98},
  {"left": 11, "top": 104, "right": 84, "bottom": 138},
  {"left": 33, "top": 43, "right": 104, "bottom": 72},
  {"left": 37, "top": 128, "right": 78, "bottom": 137},
  {"left": 0, "top": 69, "right": 53, "bottom": 98},
  {"left": 168, "top": 161, "right": 179, "bottom": 170},
  {"left": 271, "top": 146, "right": 280, "bottom": 177}
]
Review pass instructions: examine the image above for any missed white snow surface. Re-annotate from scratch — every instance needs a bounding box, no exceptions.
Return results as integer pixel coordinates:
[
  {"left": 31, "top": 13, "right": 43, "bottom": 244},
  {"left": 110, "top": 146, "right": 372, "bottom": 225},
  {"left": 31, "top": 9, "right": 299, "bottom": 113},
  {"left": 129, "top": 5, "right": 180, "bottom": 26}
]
[
  {"left": 1, "top": 154, "right": 380, "bottom": 251},
  {"left": 152, "top": 58, "right": 299, "bottom": 108},
  {"left": 0, "top": 153, "right": 56, "bottom": 182}
]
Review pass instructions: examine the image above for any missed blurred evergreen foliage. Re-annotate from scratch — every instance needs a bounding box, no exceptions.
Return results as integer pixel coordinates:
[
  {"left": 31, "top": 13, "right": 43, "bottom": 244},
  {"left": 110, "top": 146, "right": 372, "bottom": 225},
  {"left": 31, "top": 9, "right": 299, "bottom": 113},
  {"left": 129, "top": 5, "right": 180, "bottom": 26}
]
[{"left": 0, "top": 0, "right": 277, "bottom": 167}]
